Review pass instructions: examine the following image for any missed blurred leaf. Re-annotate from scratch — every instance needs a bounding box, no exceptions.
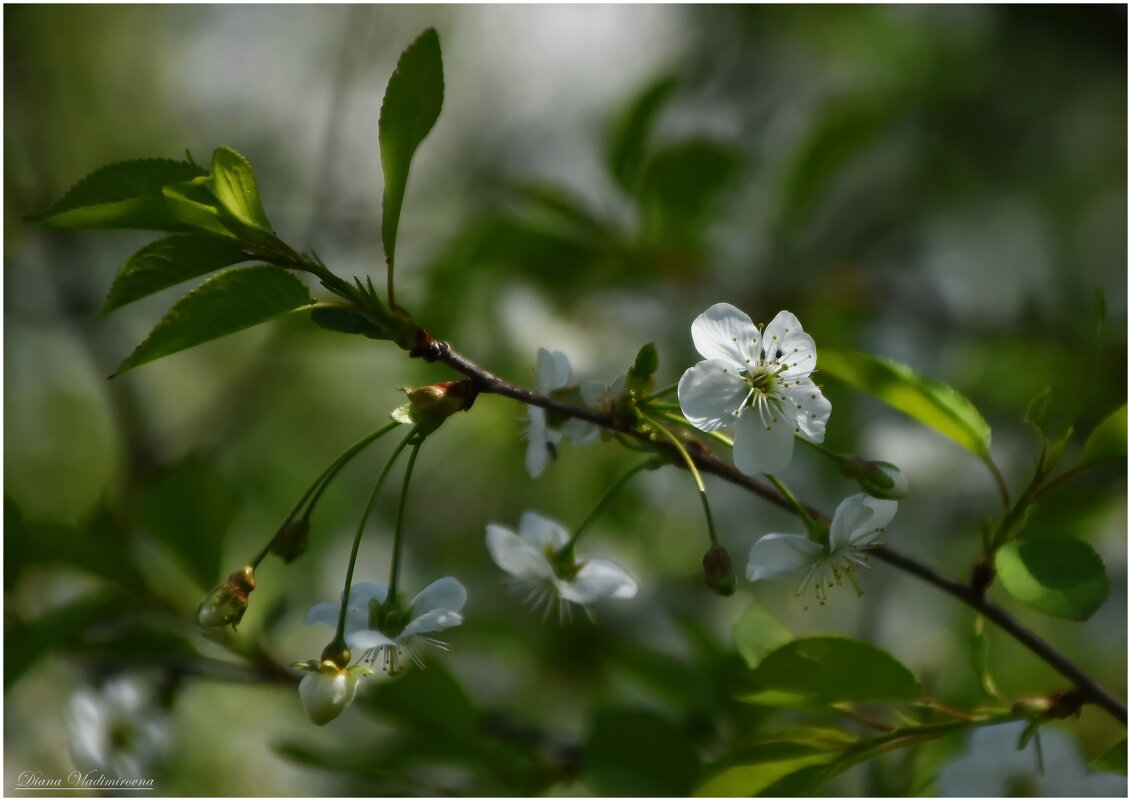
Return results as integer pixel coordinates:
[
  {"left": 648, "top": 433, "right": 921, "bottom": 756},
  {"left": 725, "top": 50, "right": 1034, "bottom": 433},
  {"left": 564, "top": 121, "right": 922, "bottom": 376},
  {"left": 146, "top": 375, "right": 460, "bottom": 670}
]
[
  {"left": 584, "top": 706, "right": 700, "bottom": 796},
  {"left": 207, "top": 147, "right": 273, "bottom": 231},
  {"left": 971, "top": 616, "right": 1002, "bottom": 701},
  {"left": 994, "top": 538, "right": 1108, "bottom": 620},
  {"left": 756, "top": 763, "right": 831, "bottom": 796},
  {"left": 606, "top": 73, "right": 680, "bottom": 195},
  {"left": 133, "top": 454, "right": 240, "bottom": 589},
  {"left": 379, "top": 27, "right": 443, "bottom": 268},
  {"left": 1092, "top": 739, "right": 1127, "bottom": 775},
  {"left": 363, "top": 661, "right": 478, "bottom": 747},
  {"left": 1024, "top": 387, "right": 1052, "bottom": 435},
  {"left": 746, "top": 636, "right": 920, "bottom": 703},
  {"left": 732, "top": 601, "right": 792, "bottom": 670},
  {"left": 112, "top": 265, "right": 312, "bottom": 375},
  {"left": 640, "top": 139, "right": 740, "bottom": 244},
  {"left": 100, "top": 234, "right": 252, "bottom": 315},
  {"left": 513, "top": 182, "right": 611, "bottom": 240},
  {"left": 821, "top": 348, "right": 992, "bottom": 458},
  {"left": 26, "top": 158, "right": 230, "bottom": 234},
  {"left": 695, "top": 755, "right": 830, "bottom": 797},
  {"left": 1083, "top": 404, "right": 1126, "bottom": 464}
]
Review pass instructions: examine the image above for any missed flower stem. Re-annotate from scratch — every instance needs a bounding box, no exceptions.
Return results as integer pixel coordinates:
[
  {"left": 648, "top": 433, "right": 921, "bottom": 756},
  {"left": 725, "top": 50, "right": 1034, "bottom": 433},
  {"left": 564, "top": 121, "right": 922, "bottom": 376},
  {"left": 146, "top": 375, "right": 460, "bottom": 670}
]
[
  {"left": 250, "top": 420, "right": 401, "bottom": 568},
  {"left": 658, "top": 410, "right": 734, "bottom": 448},
  {"left": 638, "top": 382, "right": 679, "bottom": 404},
  {"left": 387, "top": 436, "right": 424, "bottom": 601},
  {"left": 640, "top": 412, "right": 719, "bottom": 546},
  {"left": 565, "top": 459, "right": 657, "bottom": 552},
  {"left": 333, "top": 427, "right": 418, "bottom": 648},
  {"left": 765, "top": 474, "right": 818, "bottom": 533}
]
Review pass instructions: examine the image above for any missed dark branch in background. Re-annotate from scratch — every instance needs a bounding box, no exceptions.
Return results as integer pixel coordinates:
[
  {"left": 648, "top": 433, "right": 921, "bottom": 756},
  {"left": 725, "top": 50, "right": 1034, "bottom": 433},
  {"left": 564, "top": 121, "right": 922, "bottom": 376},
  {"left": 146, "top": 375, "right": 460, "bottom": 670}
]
[{"left": 414, "top": 336, "right": 1128, "bottom": 726}]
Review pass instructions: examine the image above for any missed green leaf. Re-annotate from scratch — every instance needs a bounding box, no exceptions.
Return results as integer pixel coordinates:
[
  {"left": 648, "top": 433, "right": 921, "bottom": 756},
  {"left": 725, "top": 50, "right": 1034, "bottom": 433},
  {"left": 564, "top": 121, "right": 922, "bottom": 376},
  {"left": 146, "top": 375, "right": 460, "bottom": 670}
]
[
  {"left": 113, "top": 265, "right": 312, "bottom": 375},
  {"left": 133, "top": 454, "right": 239, "bottom": 588},
  {"left": 971, "top": 615, "right": 1002, "bottom": 701},
  {"left": 695, "top": 756, "right": 830, "bottom": 797},
  {"left": 27, "top": 158, "right": 231, "bottom": 234},
  {"left": 100, "top": 234, "right": 252, "bottom": 315},
  {"left": 640, "top": 139, "right": 740, "bottom": 244},
  {"left": 309, "top": 304, "right": 387, "bottom": 338},
  {"left": 995, "top": 538, "right": 1108, "bottom": 621},
  {"left": 606, "top": 74, "right": 680, "bottom": 194},
  {"left": 746, "top": 636, "right": 921, "bottom": 703},
  {"left": 379, "top": 27, "right": 444, "bottom": 268},
  {"left": 207, "top": 147, "right": 273, "bottom": 232},
  {"left": 732, "top": 601, "right": 793, "bottom": 670},
  {"left": 820, "top": 348, "right": 992, "bottom": 458},
  {"left": 584, "top": 706, "right": 701, "bottom": 796},
  {"left": 1092, "top": 739, "right": 1127, "bottom": 775},
  {"left": 1083, "top": 404, "right": 1126, "bottom": 464}
]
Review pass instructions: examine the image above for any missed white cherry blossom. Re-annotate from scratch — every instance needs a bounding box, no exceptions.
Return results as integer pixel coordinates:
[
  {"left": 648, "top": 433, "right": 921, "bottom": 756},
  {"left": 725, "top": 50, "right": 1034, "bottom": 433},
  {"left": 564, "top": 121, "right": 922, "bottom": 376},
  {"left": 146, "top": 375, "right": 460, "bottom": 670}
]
[
  {"left": 67, "top": 676, "right": 170, "bottom": 778},
  {"left": 486, "top": 511, "right": 637, "bottom": 621},
  {"left": 525, "top": 348, "right": 597, "bottom": 476},
  {"left": 678, "top": 303, "right": 831, "bottom": 475},
  {"left": 746, "top": 494, "right": 897, "bottom": 606}
]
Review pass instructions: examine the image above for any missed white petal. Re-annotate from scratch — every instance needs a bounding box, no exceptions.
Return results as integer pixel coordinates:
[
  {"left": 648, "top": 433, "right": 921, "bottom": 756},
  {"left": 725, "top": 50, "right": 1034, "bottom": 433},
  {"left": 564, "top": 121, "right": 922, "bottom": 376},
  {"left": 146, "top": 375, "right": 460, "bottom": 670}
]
[
  {"left": 400, "top": 608, "right": 464, "bottom": 639},
  {"left": 346, "top": 628, "right": 398, "bottom": 650},
  {"left": 525, "top": 406, "right": 550, "bottom": 477},
  {"left": 746, "top": 533, "right": 825, "bottom": 581},
  {"left": 299, "top": 670, "right": 359, "bottom": 726},
  {"left": 691, "top": 303, "right": 761, "bottom": 364},
  {"left": 829, "top": 494, "right": 898, "bottom": 551},
  {"left": 557, "top": 558, "right": 638, "bottom": 604},
  {"left": 304, "top": 601, "right": 343, "bottom": 627},
  {"left": 562, "top": 417, "right": 598, "bottom": 446},
  {"left": 732, "top": 406, "right": 796, "bottom": 475},
  {"left": 579, "top": 379, "right": 605, "bottom": 407},
  {"left": 536, "top": 348, "right": 572, "bottom": 391},
  {"left": 347, "top": 582, "right": 388, "bottom": 605},
  {"left": 411, "top": 577, "right": 468, "bottom": 615},
  {"left": 677, "top": 359, "right": 749, "bottom": 432},
  {"left": 518, "top": 511, "right": 570, "bottom": 550},
  {"left": 486, "top": 524, "right": 554, "bottom": 579},
  {"left": 785, "top": 379, "right": 832, "bottom": 442},
  {"left": 762, "top": 310, "right": 817, "bottom": 379}
]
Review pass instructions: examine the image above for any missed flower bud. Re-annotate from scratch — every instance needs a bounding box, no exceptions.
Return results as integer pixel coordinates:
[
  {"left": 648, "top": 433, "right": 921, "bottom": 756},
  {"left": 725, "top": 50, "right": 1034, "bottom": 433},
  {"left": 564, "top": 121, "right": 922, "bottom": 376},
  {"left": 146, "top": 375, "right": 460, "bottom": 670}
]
[
  {"left": 197, "top": 566, "right": 255, "bottom": 629},
  {"left": 702, "top": 545, "right": 736, "bottom": 597},
  {"left": 298, "top": 662, "right": 360, "bottom": 726},
  {"left": 391, "top": 380, "right": 478, "bottom": 435},
  {"left": 271, "top": 518, "right": 310, "bottom": 564},
  {"left": 844, "top": 457, "right": 908, "bottom": 500}
]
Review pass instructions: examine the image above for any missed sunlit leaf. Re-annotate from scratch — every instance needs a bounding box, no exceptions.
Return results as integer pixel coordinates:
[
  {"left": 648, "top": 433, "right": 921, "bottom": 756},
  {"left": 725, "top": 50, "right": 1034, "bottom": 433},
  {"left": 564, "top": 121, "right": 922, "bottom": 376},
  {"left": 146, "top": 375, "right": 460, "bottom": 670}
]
[
  {"left": 820, "top": 348, "right": 992, "bottom": 458},
  {"left": 606, "top": 73, "right": 680, "bottom": 194},
  {"left": 379, "top": 27, "right": 444, "bottom": 268},
  {"left": 995, "top": 537, "right": 1108, "bottom": 621},
  {"left": 746, "top": 636, "right": 920, "bottom": 703},
  {"left": 695, "top": 756, "right": 830, "bottom": 797},
  {"left": 113, "top": 265, "right": 312, "bottom": 375},
  {"left": 207, "top": 146, "right": 273, "bottom": 231},
  {"left": 732, "top": 601, "right": 792, "bottom": 670},
  {"left": 100, "top": 234, "right": 252, "bottom": 315}
]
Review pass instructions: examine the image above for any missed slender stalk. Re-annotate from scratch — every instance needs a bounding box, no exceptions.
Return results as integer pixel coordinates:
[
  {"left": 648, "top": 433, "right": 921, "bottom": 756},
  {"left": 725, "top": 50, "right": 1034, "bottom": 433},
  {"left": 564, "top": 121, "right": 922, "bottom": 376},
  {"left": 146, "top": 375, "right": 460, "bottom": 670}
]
[
  {"left": 640, "top": 412, "right": 719, "bottom": 546},
  {"left": 387, "top": 437, "right": 424, "bottom": 601},
  {"left": 984, "top": 457, "right": 1011, "bottom": 509},
  {"left": 566, "top": 459, "right": 656, "bottom": 552},
  {"left": 639, "top": 382, "right": 679, "bottom": 403},
  {"left": 765, "top": 473, "right": 818, "bottom": 532}
]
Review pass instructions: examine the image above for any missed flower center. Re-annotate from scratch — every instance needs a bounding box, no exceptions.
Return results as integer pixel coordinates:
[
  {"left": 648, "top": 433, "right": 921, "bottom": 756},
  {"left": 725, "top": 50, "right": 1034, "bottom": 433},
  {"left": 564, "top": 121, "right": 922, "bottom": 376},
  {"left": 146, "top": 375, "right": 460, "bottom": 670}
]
[{"left": 368, "top": 597, "right": 412, "bottom": 638}]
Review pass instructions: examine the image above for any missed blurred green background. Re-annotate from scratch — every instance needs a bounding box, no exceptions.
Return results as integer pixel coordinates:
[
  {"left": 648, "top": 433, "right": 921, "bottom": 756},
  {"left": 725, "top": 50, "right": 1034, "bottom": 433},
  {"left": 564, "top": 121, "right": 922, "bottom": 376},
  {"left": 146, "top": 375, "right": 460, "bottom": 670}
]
[{"left": 5, "top": 4, "right": 1126, "bottom": 796}]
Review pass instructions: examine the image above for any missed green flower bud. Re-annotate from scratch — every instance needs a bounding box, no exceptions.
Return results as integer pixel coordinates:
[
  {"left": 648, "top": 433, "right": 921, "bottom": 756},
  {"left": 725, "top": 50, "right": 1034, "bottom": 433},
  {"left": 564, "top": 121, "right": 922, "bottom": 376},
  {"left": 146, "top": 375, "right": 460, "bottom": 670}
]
[
  {"left": 391, "top": 380, "right": 478, "bottom": 435},
  {"left": 197, "top": 566, "right": 255, "bottom": 629},
  {"left": 702, "top": 545, "right": 736, "bottom": 597},
  {"left": 271, "top": 518, "right": 310, "bottom": 564},
  {"left": 844, "top": 457, "right": 908, "bottom": 500}
]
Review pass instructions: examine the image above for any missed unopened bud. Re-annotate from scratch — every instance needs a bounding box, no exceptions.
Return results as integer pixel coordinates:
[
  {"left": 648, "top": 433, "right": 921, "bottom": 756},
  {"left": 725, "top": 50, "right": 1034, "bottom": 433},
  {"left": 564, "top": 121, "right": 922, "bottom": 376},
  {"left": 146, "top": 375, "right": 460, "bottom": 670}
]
[
  {"left": 702, "top": 545, "right": 736, "bottom": 597},
  {"left": 844, "top": 457, "right": 908, "bottom": 500},
  {"left": 271, "top": 518, "right": 310, "bottom": 564},
  {"left": 391, "top": 380, "right": 478, "bottom": 435},
  {"left": 197, "top": 566, "right": 255, "bottom": 629}
]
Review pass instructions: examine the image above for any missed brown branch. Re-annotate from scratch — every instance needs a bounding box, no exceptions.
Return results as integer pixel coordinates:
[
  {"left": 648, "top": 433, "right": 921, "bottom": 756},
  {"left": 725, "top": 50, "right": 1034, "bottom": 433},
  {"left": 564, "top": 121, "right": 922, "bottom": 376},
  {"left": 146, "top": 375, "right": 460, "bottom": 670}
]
[{"left": 417, "top": 337, "right": 1128, "bottom": 726}]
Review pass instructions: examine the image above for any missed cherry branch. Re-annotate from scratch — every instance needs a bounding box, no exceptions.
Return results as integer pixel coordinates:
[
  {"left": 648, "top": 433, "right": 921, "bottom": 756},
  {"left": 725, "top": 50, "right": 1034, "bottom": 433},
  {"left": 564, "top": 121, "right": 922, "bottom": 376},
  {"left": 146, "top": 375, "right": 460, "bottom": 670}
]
[{"left": 412, "top": 335, "right": 1127, "bottom": 726}]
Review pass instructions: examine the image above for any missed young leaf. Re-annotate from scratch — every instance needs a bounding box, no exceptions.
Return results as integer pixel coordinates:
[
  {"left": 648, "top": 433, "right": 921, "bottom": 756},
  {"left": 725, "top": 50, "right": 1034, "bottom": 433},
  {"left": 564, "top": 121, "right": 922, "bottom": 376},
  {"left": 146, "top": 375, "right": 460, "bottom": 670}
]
[
  {"left": 113, "top": 265, "right": 312, "bottom": 375},
  {"left": 379, "top": 27, "right": 444, "bottom": 268},
  {"left": 207, "top": 147, "right": 273, "bottom": 232},
  {"left": 1083, "top": 404, "right": 1126, "bottom": 464},
  {"left": 732, "top": 601, "right": 793, "bottom": 670},
  {"left": 27, "top": 158, "right": 231, "bottom": 234},
  {"left": 745, "top": 636, "right": 921, "bottom": 703},
  {"left": 606, "top": 73, "right": 680, "bottom": 195},
  {"left": 994, "top": 537, "right": 1108, "bottom": 621},
  {"left": 100, "top": 234, "right": 252, "bottom": 315},
  {"left": 820, "top": 348, "right": 992, "bottom": 459}
]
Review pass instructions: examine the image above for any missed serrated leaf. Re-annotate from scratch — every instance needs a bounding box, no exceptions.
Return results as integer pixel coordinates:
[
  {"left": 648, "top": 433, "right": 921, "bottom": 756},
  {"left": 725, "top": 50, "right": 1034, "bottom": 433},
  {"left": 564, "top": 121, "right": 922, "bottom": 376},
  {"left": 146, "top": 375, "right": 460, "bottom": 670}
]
[
  {"left": 732, "top": 601, "right": 792, "bottom": 670},
  {"left": 113, "top": 265, "right": 312, "bottom": 375},
  {"left": 995, "top": 538, "right": 1108, "bottom": 621},
  {"left": 1092, "top": 739, "right": 1127, "bottom": 775},
  {"left": 27, "top": 158, "right": 231, "bottom": 234},
  {"left": 207, "top": 147, "right": 273, "bottom": 231},
  {"left": 820, "top": 348, "right": 992, "bottom": 458},
  {"left": 379, "top": 27, "right": 444, "bottom": 268},
  {"left": 1083, "top": 404, "right": 1126, "bottom": 464},
  {"left": 101, "top": 234, "right": 252, "bottom": 315},
  {"left": 606, "top": 73, "right": 680, "bottom": 194},
  {"left": 747, "top": 636, "right": 921, "bottom": 703}
]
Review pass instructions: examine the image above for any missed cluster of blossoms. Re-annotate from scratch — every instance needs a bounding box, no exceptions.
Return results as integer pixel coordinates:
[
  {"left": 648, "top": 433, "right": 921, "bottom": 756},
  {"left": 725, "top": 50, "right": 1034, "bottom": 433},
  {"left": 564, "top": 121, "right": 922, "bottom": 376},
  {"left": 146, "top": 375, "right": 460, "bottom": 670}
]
[{"left": 67, "top": 676, "right": 170, "bottom": 779}]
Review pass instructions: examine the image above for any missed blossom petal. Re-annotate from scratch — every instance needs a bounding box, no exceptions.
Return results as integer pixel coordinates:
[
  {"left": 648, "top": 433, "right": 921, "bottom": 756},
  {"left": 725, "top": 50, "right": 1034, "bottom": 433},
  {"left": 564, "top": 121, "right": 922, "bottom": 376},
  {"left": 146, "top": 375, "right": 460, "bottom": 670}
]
[
  {"left": 347, "top": 583, "right": 388, "bottom": 606},
  {"left": 732, "top": 405, "right": 796, "bottom": 475},
  {"left": 678, "top": 359, "right": 749, "bottom": 432},
  {"left": 486, "top": 524, "right": 554, "bottom": 580},
  {"left": 524, "top": 406, "right": 552, "bottom": 477},
  {"left": 691, "top": 303, "right": 761, "bottom": 364},
  {"left": 557, "top": 558, "right": 638, "bottom": 604},
  {"left": 746, "top": 533, "right": 825, "bottom": 581},
  {"left": 562, "top": 417, "right": 599, "bottom": 447},
  {"left": 580, "top": 379, "right": 605, "bottom": 407},
  {"left": 304, "top": 602, "right": 342, "bottom": 627},
  {"left": 785, "top": 379, "right": 832, "bottom": 442},
  {"left": 411, "top": 577, "right": 468, "bottom": 615},
  {"left": 829, "top": 494, "right": 898, "bottom": 551},
  {"left": 518, "top": 511, "right": 570, "bottom": 550},
  {"left": 400, "top": 608, "right": 464, "bottom": 639},
  {"left": 346, "top": 628, "right": 398, "bottom": 650},
  {"left": 299, "top": 670, "right": 359, "bottom": 726},
  {"left": 763, "top": 310, "right": 817, "bottom": 379},
  {"left": 536, "top": 348, "right": 572, "bottom": 391}
]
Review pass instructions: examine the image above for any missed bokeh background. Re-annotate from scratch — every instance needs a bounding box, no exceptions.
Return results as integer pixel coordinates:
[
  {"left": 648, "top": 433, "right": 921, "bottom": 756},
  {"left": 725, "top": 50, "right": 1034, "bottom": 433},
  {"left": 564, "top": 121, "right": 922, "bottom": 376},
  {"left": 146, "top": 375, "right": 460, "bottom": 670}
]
[{"left": 5, "top": 4, "right": 1126, "bottom": 796}]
